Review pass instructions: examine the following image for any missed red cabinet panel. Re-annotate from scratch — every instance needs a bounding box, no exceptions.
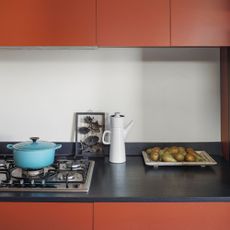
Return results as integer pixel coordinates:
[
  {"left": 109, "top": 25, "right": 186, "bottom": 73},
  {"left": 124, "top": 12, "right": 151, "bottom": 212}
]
[
  {"left": 171, "top": 0, "right": 230, "bottom": 46},
  {"left": 221, "top": 48, "right": 230, "bottom": 160},
  {"left": 0, "top": 0, "right": 96, "bottom": 46},
  {"left": 97, "top": 0, "right": 170, "bottom": 46},
  {"left": 0, "top": 202, "right": 93, "bottom": 230},
  {"left": 94, "top": 202, "right": 230, "bottom": 230}
]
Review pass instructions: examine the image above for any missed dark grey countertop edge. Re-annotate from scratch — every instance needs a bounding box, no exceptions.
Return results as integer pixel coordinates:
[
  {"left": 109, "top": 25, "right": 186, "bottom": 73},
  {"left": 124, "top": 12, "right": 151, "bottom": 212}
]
[{"left": 0, "top": 195, "right": 230, "bottom": 202}]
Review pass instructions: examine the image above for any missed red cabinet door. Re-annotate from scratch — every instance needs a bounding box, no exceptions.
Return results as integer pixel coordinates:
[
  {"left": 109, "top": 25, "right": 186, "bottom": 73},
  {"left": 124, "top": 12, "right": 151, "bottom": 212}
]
[
  {"left": 0, "top": 0, "right": 96, "bottom": 46},
  {"left": 0, "top": 202, "right": 93, "bottom": 230},
  {"left": 97, "top": 0, "right": 170, "bottom": 46},
  {"left": 94, "top": 202, "right": 230, "bottom": 230},
  {"left": 171, "top": 0, "right": 230, "bottom": 46}
]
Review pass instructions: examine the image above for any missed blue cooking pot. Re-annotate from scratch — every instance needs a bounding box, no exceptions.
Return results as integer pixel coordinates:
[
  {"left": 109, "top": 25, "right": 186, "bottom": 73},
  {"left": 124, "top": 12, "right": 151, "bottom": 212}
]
[{"left": 7, "top": 137, "right": 62, "bottom": 169}]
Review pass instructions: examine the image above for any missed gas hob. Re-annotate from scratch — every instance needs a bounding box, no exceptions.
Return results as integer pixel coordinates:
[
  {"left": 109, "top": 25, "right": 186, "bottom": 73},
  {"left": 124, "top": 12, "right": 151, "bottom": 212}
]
[{"left": 0, "top": 158, "right": 95, "bottom": 192}]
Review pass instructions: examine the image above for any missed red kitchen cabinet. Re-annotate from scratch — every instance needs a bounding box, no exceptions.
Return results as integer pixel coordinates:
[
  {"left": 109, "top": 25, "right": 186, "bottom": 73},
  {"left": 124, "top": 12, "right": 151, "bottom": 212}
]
[
  {"left": 221, "top": 47, "right": 230, "bottom": 160},
  {"left": 0, "top": 202, "right": 93, "bottom": 230},
  {"left": 97, "top": 0, "right": 170, "bottom": 46},
  {"left": 0, "top": 0, "right": 96, "bottom": 46},
  {"left": 171, "top": 0, "right": 230, "bottom": 46},
  {"left": 94, "top": 202, "right": 230, "bottom": 230}
]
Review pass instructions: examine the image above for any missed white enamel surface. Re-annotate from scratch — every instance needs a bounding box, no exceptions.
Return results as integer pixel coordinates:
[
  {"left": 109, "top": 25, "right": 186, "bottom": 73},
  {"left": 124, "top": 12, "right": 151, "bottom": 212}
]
[
  {"left": 107, "top": 114, "right": 133, "bottom": 163},
  {"left": 0, "top": 48, "right": 220, "bottom": 142},
  {"left": 109, "top": 128, "right": 126, "bottom": 163}
]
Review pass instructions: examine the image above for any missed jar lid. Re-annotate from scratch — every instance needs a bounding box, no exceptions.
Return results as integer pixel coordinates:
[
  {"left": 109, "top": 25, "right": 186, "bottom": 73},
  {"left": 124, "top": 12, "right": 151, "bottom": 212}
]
[{"left": 111, "top": 112, "right": 124, "bottom": 118}]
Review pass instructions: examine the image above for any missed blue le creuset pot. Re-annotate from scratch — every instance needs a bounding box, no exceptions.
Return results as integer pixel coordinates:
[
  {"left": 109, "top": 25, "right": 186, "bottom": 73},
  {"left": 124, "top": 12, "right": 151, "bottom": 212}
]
[{"left": 7, "top": 137, "right": 62, "bottom": 169}]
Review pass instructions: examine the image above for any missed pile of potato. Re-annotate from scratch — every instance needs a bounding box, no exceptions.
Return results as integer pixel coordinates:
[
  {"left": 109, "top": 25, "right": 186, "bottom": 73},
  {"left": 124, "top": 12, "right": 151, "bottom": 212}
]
[{"left": 146, "top": 146, "right": 204, "bottom": 162}]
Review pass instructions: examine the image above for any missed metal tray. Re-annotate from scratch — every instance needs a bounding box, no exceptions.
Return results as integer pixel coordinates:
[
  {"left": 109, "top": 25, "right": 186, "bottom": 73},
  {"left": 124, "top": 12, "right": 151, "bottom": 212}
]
[{"left": 142, "top": 151, "right": 217, "bottom": 168}]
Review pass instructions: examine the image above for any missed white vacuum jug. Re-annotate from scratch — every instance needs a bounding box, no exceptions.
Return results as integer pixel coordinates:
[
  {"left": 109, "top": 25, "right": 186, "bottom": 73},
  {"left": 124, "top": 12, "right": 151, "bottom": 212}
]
[{"left": 102, "top": 112, "right": 133, "bottom": 163}]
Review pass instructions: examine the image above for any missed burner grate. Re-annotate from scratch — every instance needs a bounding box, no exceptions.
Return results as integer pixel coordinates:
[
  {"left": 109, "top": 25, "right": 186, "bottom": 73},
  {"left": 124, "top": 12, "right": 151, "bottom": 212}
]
[{"left": 0, "top": 159, "right": 94, "bottom": 192}]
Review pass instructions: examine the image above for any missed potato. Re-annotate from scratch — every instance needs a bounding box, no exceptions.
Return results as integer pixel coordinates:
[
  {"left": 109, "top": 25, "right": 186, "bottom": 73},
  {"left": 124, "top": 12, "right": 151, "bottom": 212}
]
[
  {"left": 152, "top": 147, "right": 161, "bottom": 153},
  {"left": 146, "top": 148, "right": 153, "bottom": 154},
  {"left": 170, "top": 146, "right": 179, "bottom": 154},
  {"left": 185, "top": 153, "right": 196, "bottom": 162},
  {"left": 145, "top": 146, "right": 203, "bottom": 163},
  {"left": 163, "top": 147, "right": 169, "bottom": 153},
  {"left": 174, "top": 153, "right": 185, "bottom": 162},
  {"left": 178, "top": 147, "right": 185, "bottom": 153},
  {"left": 186, "top": 148, "right": 194, "bottom": 153},
  {"left": 162, "top": 153, "right": 177, "bottom": 162},
  {"left": 150, "top": 152, "right": 159, "bottom": 161},
  {"left": 189, "top": 151, "right": 204, "bottom": 162}
]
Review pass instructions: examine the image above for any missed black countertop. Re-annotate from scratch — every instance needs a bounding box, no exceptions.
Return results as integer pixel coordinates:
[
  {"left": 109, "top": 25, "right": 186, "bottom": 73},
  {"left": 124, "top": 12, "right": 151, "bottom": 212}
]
[{"left": 1, "top": 155, "right": 230, "bottom": 202}]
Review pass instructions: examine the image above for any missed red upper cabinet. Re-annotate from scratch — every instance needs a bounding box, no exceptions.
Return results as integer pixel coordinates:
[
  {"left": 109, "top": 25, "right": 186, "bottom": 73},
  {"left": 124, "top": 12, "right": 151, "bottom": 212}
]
[
  {"left": 0, "top": 0, "right": 96, "bottom": 46},
  {"left": 97, "top": 0, "right": 170, "bottom": 46},
  {"left": 171, "top": 0, "right": 230, "bottom": 46}
]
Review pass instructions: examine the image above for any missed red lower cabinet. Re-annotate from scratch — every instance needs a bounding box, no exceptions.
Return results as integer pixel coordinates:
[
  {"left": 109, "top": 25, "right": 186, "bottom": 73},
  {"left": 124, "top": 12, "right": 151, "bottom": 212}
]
[
  {"left": 3, "top": 202, "right": 230, "bottom": 229},
  {"left": 0, "top": 202, "right": 93, "bottom": 230},
  {"left": 94, "top": 202, "right": 230, "bottom": 230}
]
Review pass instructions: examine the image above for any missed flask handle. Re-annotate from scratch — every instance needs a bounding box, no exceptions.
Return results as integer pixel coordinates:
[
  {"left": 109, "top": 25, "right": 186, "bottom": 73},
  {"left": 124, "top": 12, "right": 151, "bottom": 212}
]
[{"left": 102, "top": 130, "right": 111, "bottom": 145}]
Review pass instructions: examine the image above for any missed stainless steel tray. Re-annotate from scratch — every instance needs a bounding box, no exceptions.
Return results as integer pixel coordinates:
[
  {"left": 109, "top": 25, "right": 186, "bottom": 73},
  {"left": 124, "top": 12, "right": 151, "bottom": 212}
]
[{"left": 142, "top": 151, "right": 217, "bottom": 168}]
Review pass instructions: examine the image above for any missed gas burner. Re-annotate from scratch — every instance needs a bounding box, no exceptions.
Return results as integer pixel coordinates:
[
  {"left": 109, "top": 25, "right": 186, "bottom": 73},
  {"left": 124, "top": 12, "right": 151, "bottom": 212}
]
[
  {"left": 57, "top": 171, "right": 83, "bottom": 182},
  {"left": 0, "top": 158, "right": 94, "bottom": 192},
  {"left": 22, "top": 168, "right": 44, "bottom": 178},
  {"left": 66, "top": 160, "right": 89, "bottom": 171}
]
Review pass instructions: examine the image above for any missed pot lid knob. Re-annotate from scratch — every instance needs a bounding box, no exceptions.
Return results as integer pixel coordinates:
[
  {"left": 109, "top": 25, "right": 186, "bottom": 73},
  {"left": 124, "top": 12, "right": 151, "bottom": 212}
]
[{"left": 30, "top": 137, "right": 39, "bottom": 143}]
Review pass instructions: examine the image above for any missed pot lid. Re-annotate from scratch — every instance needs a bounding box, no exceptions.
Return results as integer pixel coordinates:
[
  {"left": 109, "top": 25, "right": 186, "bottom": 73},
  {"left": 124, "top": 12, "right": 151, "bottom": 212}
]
[{"left": 11, "top": 137, "right": 57, "bottom": 151}]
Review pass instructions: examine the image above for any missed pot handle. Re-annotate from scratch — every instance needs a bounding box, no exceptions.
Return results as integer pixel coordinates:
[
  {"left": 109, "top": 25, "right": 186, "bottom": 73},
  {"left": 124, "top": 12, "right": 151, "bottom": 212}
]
[
  {"left": 55, "top": 144, "right": 62, "bottom": 150},
  {"left": 7, "top": 144, "right": 14, "bottom": 150}
]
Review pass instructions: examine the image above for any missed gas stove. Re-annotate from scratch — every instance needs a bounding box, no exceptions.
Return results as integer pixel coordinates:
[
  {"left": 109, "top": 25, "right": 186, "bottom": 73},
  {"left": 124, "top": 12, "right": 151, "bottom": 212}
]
[{"left": 0, "top": 158, "right": 94, "bottom": 192}]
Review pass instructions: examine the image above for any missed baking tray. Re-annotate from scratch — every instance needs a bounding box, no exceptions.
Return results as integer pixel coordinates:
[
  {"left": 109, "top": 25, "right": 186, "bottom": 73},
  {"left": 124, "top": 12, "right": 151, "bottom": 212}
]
[{"left": 142, "top": 151, "right": 217, "bottom": 168}]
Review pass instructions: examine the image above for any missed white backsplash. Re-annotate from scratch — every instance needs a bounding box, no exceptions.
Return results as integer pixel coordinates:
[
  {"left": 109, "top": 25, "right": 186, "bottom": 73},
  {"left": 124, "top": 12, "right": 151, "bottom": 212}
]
[{"left": 0, "top": 48, "right": 220, "bottom": 142}]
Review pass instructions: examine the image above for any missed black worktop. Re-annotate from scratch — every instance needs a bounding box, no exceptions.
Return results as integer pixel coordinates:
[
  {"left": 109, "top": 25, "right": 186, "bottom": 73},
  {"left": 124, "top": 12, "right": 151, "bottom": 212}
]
[{"left": 1, "top": 155, "right": 230, "bottom": 202}]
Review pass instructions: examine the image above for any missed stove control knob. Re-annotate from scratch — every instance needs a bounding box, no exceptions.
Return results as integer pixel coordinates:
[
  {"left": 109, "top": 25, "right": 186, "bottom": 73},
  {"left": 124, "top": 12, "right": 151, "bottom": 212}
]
[
  {"left": 0, "top": 160, "right": 6, "bottom": 168},
  {"left": 41, "top": 179, "right": 46, "bottom": 186},
  {"left": 58, "top": 174, "right": 63, "bottom": 180},
  {"left": 20, "top": 179, "right": 24, "bottom": 186}
]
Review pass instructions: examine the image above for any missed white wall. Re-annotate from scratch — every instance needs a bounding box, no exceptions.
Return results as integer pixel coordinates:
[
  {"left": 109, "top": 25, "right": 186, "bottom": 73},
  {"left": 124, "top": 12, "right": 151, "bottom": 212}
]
[{"left": 0, "top": 48, "right": 220, "bottom": 142}]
